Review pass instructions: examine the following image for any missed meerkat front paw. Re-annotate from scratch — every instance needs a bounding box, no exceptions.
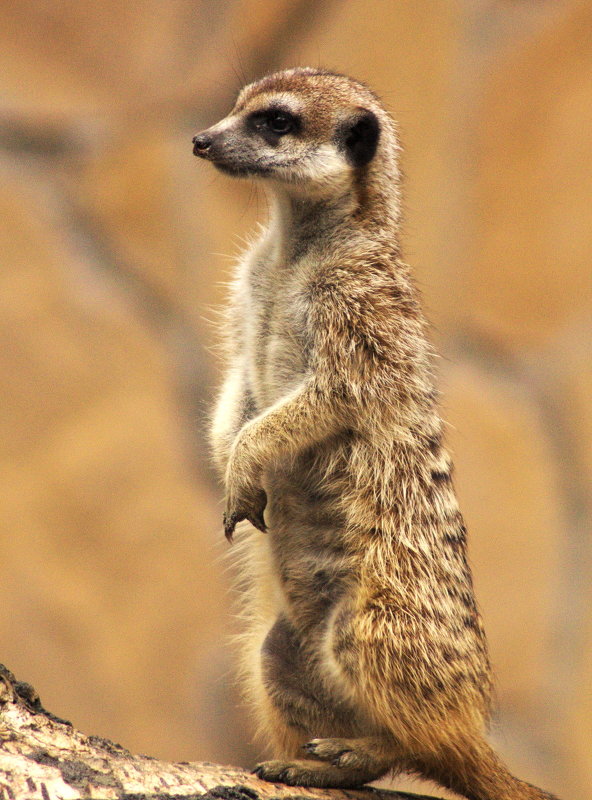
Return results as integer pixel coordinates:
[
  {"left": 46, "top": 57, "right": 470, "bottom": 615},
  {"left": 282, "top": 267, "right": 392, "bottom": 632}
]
[
  {"left": 223, "top": 485, "right": 267, "bottom": 540},
  {"left": 224, "top": 430, "right": 267, "bottom": 540}
]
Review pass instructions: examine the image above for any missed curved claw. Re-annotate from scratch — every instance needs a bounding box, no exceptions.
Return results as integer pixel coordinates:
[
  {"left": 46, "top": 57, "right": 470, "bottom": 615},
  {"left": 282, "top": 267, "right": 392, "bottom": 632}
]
[
  {"left": 222, "top": 510, "right": 267, "bottom": 541},
  {"left": 224, "top": 488, "right": 268, "bottom": 541},
  {"left": 223, "top": 511, "right": 241, "bottom": 542},
  {"left": 247, "top": 510, "right": 267, "bottom": 533}
]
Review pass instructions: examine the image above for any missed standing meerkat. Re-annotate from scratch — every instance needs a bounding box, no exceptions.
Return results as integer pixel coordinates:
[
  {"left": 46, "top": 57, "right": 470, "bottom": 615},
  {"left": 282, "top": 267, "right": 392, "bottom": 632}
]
[{"left": 192, "top": 68, "right": 558, "bottom": 800}]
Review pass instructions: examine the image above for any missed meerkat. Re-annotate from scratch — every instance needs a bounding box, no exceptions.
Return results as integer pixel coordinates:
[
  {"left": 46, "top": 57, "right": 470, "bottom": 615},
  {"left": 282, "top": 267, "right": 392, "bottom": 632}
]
[{"left": 192, "top": 68, "right": 558, "bottom": 800}]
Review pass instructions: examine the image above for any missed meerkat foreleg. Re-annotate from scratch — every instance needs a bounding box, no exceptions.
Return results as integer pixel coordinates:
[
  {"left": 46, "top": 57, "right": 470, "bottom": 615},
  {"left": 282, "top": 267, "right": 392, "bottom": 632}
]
[{"left": 223, "top": 380, "right": 343, "bottom": 538}]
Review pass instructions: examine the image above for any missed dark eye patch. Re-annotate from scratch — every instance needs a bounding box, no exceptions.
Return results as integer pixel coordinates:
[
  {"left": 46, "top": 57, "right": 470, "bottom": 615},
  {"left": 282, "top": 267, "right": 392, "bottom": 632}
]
[{"left": 246, "top": 106, "right": 301, "bottom": 144}]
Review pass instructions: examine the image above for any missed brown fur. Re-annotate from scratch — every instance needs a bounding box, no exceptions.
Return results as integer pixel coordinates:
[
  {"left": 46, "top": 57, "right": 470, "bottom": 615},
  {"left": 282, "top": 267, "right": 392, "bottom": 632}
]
[{"left": 194, "top": 68, "right": 558, "bottom": 800}]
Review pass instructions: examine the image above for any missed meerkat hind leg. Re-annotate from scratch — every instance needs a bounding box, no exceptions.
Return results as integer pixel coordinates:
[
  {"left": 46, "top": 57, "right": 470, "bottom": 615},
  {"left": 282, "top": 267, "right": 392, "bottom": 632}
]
[
  {"left": 257, "top": 619, "right": 392, "bottom": 787},
  {"left": 261, "top": 615, "right": 357, "bottom": 737}
]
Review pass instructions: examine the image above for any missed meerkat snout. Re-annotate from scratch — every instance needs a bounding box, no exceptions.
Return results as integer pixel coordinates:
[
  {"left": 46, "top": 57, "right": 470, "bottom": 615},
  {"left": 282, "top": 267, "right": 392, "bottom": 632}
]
[{"left": 192, "top": 133, "right": 212, "bottom": 156}]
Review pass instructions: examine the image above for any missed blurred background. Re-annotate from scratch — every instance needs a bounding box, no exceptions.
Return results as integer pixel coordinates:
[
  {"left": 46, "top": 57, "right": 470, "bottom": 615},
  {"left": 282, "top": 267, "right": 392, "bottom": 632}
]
[{"left": 0, "top": 1, "right": 590, "bottom": 797}]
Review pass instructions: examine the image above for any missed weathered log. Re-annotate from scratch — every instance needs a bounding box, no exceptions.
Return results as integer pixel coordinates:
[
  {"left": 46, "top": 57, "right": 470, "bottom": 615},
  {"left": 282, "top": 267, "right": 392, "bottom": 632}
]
[{"left": 0, "top": 664, "right": 441, "bottom": 800}]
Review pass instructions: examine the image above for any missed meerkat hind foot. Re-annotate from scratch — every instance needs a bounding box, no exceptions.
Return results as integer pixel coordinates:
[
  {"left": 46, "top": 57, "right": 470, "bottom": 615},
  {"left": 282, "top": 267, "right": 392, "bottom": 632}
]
[
  {"left": 252, "top": 758, "right": 385, "bottom": 788},
  {"left": 304, "top": 736, "right": 392, "bottom": 772}
]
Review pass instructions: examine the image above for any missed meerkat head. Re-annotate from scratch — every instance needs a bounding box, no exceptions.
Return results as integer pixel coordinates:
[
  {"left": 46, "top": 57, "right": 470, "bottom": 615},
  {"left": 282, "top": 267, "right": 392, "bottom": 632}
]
[{"left": 192, "top": 68, "right": 398, "bottom": 198}]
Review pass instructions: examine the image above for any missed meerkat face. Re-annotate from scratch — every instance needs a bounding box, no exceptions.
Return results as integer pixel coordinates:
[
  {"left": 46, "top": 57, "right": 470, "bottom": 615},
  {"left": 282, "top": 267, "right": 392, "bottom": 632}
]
[{"left": 192, "top": 68, "right": 385, "bottom": 195}]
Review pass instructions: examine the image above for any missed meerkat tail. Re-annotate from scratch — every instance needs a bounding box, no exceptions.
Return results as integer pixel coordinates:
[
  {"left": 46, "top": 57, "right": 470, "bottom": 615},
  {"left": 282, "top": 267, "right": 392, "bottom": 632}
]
[{"left": 412, "top": 737, "right": 559, "bottom": 800}]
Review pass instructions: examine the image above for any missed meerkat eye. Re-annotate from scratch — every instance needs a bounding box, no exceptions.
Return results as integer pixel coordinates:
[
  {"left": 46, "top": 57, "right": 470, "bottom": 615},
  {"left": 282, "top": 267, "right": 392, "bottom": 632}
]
[
  {"left": 248, "top": 109, "right": 298, "bottom": 138},
  {"left": 266, "top": 111, "right": 294, "bottom": 134}
]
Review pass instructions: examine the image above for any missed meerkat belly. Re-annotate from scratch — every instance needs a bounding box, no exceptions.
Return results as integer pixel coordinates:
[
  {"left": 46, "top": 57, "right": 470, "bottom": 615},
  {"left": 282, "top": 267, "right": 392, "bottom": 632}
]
[
  {"left": 270, "top": 528, "right": 354, "bottom": 627},
  {"left": 265, "top": 442, "right": 356, "bottom": 627},
  {"left": 247, "top": 275, "right": 309, "bottom": 408}
]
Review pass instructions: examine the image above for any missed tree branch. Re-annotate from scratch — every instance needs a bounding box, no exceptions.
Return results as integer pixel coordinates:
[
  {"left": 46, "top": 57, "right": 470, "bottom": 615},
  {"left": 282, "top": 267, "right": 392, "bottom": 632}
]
[{"left": 0, "top": 664, "right": 441, "bottom": 800}]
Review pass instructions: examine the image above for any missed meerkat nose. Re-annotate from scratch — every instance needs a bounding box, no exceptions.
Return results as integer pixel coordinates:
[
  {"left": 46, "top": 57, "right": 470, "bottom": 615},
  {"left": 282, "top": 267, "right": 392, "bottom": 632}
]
[{"left": 192, "top": 133, "right": 212, "bottom": 157}]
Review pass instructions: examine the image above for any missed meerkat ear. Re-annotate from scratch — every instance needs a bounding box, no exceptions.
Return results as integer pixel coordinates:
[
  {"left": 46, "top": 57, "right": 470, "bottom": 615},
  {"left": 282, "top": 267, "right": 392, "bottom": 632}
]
[{"left": 340, "top": 108, "right": 380, "bottom": 168}]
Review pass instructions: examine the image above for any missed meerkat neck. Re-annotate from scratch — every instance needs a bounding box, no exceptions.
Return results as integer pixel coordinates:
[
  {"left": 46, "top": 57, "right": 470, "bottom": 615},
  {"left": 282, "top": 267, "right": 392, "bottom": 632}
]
[
  {"left": 267, "top": 176, "right": 399, "bottom": 263},
  {"left": 272, "top": 189, "right": 350, "bottom": 233},
  {"left": 265, "top": 189, "right": 347, "bottom": 262}
]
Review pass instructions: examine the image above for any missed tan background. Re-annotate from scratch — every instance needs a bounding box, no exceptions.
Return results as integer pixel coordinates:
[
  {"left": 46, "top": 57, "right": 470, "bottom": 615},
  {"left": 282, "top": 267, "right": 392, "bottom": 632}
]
[{"left": 0, "top": 1, "right": 590, "bottom": 798}]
